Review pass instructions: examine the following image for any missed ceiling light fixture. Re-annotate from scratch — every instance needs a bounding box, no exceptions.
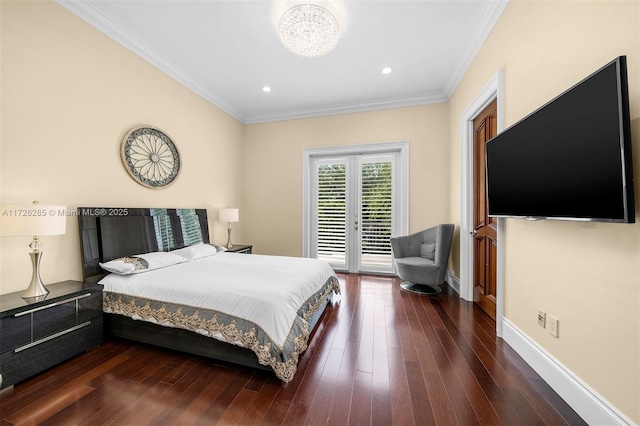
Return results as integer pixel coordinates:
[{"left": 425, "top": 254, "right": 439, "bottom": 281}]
[
  {"left": 382, "top": 67, "right": 393, "bottom": 75},
  {"left": 262, "top": 86, "right": 272, "bottom": 93},
  {"left": 279, "top": 3, "right": 340, "bottom": 58}
]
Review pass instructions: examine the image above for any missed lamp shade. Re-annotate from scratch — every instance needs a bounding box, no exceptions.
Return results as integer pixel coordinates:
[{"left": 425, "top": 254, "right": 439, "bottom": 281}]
[
  {"left": 1, "top": 205, "right": 67, "bottom": 236},
  {"left": 219, "top": 208, "right": 239, "bottom": 223}
]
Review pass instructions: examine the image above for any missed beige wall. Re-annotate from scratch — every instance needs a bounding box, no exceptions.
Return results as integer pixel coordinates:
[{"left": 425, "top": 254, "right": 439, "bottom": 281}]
[
  {"left": 0, "top": 1, "right": 245, "bottom": 295},
  {"left": 2, "top": 0, "right": 639, "bottom": 422},
  {"left": 447, "top": 1, "right": 639, "bottom": 422},
  {"left": 243, "top": 104, "right": 450, "bottom": 256}
]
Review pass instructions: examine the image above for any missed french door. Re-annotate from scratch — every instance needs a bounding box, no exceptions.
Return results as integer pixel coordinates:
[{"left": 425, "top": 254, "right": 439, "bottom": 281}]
[{"left": 306, "top": 144, "right": 407, "bottom": 274}]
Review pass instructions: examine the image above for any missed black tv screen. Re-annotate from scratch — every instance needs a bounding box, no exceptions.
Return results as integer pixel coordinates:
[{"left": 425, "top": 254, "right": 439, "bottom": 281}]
[{"left": 486, "top": 56, "right": 635, "bottom": 223}]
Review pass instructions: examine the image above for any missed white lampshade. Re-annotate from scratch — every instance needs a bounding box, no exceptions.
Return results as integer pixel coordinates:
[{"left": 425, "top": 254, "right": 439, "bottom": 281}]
[
  {"left": 219, "top": 208, "right": 239, "bottom": 223},
  {"left": 1, "top": 205, "right": 67, "bottom": 236}
]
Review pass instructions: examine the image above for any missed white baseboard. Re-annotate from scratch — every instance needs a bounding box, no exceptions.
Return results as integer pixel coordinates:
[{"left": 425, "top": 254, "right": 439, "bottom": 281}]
[
  {"left": 446, "top": 269, "right": 461, "bottom": 294},
  {"left": 502, "top": 318, "right": 634, "bottom": 425}
]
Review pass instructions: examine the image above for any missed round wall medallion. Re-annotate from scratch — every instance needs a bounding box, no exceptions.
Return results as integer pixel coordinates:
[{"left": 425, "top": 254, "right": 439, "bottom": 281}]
[{"left": 120, "top": 126, "right": 181, "bottom": 188}]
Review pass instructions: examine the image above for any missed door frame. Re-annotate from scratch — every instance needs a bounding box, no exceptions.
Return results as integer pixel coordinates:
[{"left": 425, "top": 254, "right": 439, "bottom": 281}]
[
  {"left": 302, "top": 141, "right": 409, "bottom": 271},
  {"left": 460, "top": 70, "right": 505, "bottom": 336}
]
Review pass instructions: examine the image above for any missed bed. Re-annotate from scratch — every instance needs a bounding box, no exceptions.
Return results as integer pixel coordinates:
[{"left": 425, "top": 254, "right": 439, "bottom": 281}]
[{"left": 77, "top": 207, "right": 339, "bottom": 382}]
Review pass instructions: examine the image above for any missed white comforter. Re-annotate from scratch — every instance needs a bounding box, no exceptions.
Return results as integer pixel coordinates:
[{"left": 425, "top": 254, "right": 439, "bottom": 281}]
[{"left": 99, "top": 252, "right": 337, "bottom": 348}]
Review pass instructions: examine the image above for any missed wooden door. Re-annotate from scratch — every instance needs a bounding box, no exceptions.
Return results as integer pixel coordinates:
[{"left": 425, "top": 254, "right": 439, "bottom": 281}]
[{"left": 473, "top": 99, "right": 498, "bottom": 320}]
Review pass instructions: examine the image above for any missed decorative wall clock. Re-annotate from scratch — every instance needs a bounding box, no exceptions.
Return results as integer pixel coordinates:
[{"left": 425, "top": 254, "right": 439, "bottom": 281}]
[{"left": 120, "top": 126, "right": 181, "bottom": 188}]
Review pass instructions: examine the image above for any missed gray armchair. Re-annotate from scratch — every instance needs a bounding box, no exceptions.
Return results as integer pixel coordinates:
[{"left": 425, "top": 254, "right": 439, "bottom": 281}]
[{"left": 390, "top": 224, "right": 455, "bottom": 295}]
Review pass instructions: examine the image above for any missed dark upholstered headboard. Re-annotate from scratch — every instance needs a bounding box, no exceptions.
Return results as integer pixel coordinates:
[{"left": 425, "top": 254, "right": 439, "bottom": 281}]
[{"left": 78, "top": 207, "right": 209, "bottom": 283}]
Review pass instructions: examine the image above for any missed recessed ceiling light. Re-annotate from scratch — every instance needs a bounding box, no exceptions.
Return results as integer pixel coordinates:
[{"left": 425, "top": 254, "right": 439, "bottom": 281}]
[
  {"left": 262, "top": 86, "right": 272, "bottom": 93},
  {"left": 382, "top": 67, "right": 393, "bottom": 75}
]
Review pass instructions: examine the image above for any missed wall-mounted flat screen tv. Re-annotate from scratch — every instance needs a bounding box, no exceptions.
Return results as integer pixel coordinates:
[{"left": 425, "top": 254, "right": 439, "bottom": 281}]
[{"left": 486, "top": 56, "right": 635, "bottom": 223}]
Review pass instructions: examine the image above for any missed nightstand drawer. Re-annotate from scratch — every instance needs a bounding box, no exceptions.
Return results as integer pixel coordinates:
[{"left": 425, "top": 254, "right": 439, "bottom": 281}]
[
  {"left": 0, "top": 317, "right": 103, "bottom": 388},
  {"left": 0, "top": 315, "right": 31, "bottom": 353},
  {"left": 32, "top": 299, "right": 77, "bottom": 341},
  {"left": 78, "top": 291, "right": 103, "bottom": 323},
  {"left": 11, "top": 292, "right": 101, "bottom": 342}
]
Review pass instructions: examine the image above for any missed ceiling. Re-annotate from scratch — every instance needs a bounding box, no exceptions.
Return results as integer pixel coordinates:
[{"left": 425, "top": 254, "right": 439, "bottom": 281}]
[{"left": 57, "top": 0, "right": 508, "bottom": 124}]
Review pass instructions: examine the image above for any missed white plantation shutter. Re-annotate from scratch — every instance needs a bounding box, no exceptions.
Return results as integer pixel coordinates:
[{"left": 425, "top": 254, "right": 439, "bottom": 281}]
[
  {"left": 359, "top": 159, "right": 393, "bottom": 271},
  {"left": 316, "top": 162, "right": 347, "bottom": 268}
]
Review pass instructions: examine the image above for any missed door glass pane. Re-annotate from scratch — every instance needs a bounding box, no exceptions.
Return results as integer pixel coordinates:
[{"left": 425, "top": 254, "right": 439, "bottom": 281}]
[
  {"left": 359, "top": 159, "right": 393, "bottom": 272},
  {"left": 316, "top": 162, "right": 347, "bottom": 268}
]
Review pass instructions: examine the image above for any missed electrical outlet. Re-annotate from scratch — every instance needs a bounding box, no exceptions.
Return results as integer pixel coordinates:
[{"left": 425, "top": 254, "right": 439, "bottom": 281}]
[
  {"left": 548, "top": 315, "right": 559, "bottom": 338},
  {"left": 537, "top": 309, "right": 546, "bottom": 328}
]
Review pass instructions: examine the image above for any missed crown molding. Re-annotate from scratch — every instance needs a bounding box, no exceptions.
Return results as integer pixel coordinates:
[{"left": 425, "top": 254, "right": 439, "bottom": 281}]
[
  {"left": 55, "top": 0, "right": 246, "bottom": 123},
  {"left": 56, "top": 0, "right": 508, "bottom": 125},
  {"left": 243, "top": 92, "right": 447, "bottom": 124},
  {"left": 440, "top": 0, "right": 509, "bottom": 98}
]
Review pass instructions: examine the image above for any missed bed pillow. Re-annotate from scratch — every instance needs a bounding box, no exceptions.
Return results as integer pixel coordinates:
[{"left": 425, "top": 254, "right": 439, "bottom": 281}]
[
  {"left": 171, "top": 243, "right": 226, "bottom": 261},
  {"left": 133, "top": 251, "right": 187, "bottom": 271},
  {"left": 100, "top": 257, "right": 146, "bottom": 275}
]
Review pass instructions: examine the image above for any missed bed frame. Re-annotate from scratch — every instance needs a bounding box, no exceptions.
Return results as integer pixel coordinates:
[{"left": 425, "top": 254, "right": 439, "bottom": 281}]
[{"left": 78, "top": 207, "right": 332, "bottom": 376}]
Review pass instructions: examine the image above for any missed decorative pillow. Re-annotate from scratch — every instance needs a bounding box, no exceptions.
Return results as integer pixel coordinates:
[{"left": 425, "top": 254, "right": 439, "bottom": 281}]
[
  {"left": 171, "top": 243, "right": 226, "bottom": 261},
  {"left": 100, "top": 257, "right": 147, "bottom": 275},
  {"left": 420, "top": 243, "right": 436, "bottom": 260},
  {"left": 133, "top": 251, "right": 187, "bottom": 270}
]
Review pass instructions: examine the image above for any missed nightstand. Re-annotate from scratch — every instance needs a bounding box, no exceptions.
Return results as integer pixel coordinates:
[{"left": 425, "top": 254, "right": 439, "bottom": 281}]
[
  {"left": 226, "top": 244, "right": 252, "bottom": 254},
  {"left": 0, "top": 280, "right": 103, "bottom": 391}
]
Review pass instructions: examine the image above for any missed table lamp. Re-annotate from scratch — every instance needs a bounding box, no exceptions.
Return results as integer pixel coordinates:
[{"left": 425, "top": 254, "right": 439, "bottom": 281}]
[
  {"left": 219, "top": 208, "right": 239, "bottom": 249},
  {"left": 0, "top": 202, "right": 67, "bottom": 299}
]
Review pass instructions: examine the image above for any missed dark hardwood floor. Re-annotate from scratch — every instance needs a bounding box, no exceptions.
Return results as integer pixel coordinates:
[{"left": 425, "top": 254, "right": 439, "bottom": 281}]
[{"left": 0, "top": 273, "right": 585, "bottom": 425}]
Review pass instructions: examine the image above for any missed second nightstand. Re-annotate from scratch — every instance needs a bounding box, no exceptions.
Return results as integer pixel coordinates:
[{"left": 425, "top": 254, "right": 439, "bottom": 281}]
[{"left": 226, "top": 244, "right": 252, "bottom": 254}]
